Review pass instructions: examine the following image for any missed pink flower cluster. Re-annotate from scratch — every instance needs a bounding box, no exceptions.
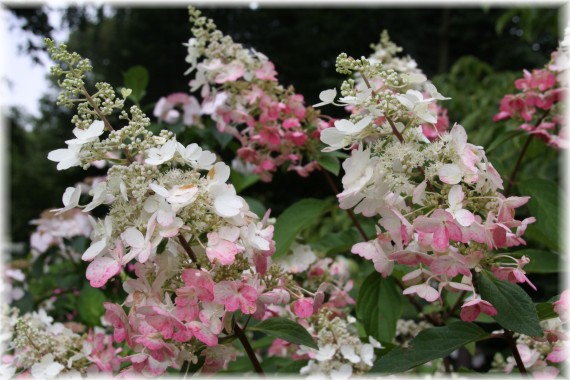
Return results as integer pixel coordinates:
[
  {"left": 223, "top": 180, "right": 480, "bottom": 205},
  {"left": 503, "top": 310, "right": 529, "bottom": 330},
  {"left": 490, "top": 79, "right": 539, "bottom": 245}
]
[
  {"left": 500, "top": 290, "right": 570, "bottom": 378},
  {"left": 321, "top": 51, "right": 538, "bottom": 323},
  {"left": 98, "top": 215, "right": 325, "bottom": 375},
  {"left": 152, "top": 8, "right": 334, "bottom": 182},
  {"left": 494, "top": 49, "right": 568, "bottom": 149},
  {"left": 268, "top": 254, "right": 356, "bottom": 359}
]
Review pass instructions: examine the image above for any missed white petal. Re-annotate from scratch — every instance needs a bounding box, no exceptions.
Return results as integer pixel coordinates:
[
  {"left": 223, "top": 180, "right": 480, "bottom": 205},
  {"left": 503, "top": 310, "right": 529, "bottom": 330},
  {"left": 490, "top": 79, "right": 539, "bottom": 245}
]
[
  {"left": 82, "top": 239, "right": 107, "bottom": 261},
  {"left": 122, "top": 228, "right": 145, "bottom": 249},
  {"left": 313, "top": 88, "right": 337, "bottom": 107},
  {"left": 214, "top": 194, "right": 243, "bottom": 217},
  {"left": 439, "top": 164, "right": 463, "bottom": 185}
]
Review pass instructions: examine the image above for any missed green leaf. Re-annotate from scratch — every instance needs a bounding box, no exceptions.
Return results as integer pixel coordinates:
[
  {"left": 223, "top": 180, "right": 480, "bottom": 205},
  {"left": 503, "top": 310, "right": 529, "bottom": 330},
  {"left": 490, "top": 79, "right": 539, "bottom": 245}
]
[
  {"left": 250, "top": 317, "right": 317, "bottom": 349},
  {"left": 210, "top": 127, "right": 234, "bottom": 149},
  {"left": 485, "top": 130, "right": 525, "bottom": 153},
  {"left": 123, "top": 65, "right": 149, "bottom": 104},
  {"left": 478, "top": 270, "right": 543, "bottom": 336},
  {"left": 77, "top": 285, "right": 106, "bottom": 326},
  {"left": 272, "top": 199, "right": 329, "bottom": 258},
  {"left": 372, "top": 322, "right": 488, "bottom": 374},
  {"left": 536, "top": 302, "right": 557, "bottom": 321},
  {"left": 317, "top": 153, "right": 340, "bottom": 176},
  {"left": 357, "top": 273, "right": 402, "bottom": 342},
  {"left": 518, "top": 179, "right": 560, "bottom": 251},
  {"left": 509, "top": 249, "right": 560, "bottom": 273},
  {"left": 243, "top": 196, "right": 266, "bottom": 218},
  {"left": 230, "top": 170, "right": 260, "bottom": 193},
  {"left": 310, "top": 228, "right": 361, "bottom": 255},
  {"left": 276, "top": 360, "right": 308, "bottom": 373}
]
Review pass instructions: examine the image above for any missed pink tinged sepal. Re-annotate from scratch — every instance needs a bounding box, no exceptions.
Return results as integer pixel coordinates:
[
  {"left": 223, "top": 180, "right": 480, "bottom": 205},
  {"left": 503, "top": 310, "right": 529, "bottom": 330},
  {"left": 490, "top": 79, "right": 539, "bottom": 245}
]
[
  {"left": 403, "top": 283, "right": 440, "bottom": 303},
  {"left": 86, "top": 256, "right": 121, "bottom": 288},
  {"left": 553, "top": 289, "right": 570, "bottom": 322},
  {"left": 214, "top": 281, "right": 258, "bottom": 314},
  {"left": 430, "top": 252, "right": 471, "bottom": 277},
  {"left": 389, "top": 250, "right": 434, "bottom": 266},
  {"left": 351, "top": 240, "right": 393, "bottom": 278},
  {"left": 206, "top": 232, "right": 240, "bottom": 265},
  {"left": 439, "top": 164, "right": 463, "bottom": 184},
  {"left": 103, "top": 303, "right": 132, "bottom": 346},
  {"left": 187, "top": 321, "right": 219, "bottom": 346},
  {"left": 460, "top": 297, "right": 497, "bottom": 322},
  {"left": 292, "top": 298, "right": 314, "bottom": 318}
]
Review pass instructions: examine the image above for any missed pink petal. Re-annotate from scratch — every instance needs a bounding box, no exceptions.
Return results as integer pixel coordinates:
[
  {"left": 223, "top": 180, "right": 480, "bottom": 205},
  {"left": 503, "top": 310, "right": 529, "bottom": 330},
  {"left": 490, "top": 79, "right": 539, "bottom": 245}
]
[
  {"left": 86, "top": 256, "right": 121, "bottom": 288},
  {"left": 293, "top": 298, "right": 314, "bottom": 318}
]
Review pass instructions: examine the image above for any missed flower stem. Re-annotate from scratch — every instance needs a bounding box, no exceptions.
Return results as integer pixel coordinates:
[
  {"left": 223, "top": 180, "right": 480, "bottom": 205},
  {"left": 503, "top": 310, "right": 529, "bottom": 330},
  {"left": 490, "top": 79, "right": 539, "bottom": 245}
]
[
  {"left": 445, "top": 290, "right": 467, "bottom": 319},
  {"left": 385, "top": 115, "right": 405, "bottom": 144},
  {"left": 178, "top": 234, "right": 200, "bottom": 268},
  {"left": 504, "top": 329, "right": 528, "bottom": 375},
  {"left": 504, "top": 109, "right": 550, "bottom": 196},
  {"left": 322, "top": 169, "right": 369, "bottom": 241},
  {"left": 81, "top": 85, "right": 115, "bottom": 132},
  {"left": 505, "top": 134, "right": 533, "bottom": 197},
  {"left": 234, "top": 321, "right": 264, "bottom": 375}
]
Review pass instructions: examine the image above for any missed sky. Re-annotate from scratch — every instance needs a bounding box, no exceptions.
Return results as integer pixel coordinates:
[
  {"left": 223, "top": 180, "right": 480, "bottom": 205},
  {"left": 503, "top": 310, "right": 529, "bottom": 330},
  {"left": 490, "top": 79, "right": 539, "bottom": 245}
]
[{"left": 0, "top": 6, "right": 69, "bottom": 122}]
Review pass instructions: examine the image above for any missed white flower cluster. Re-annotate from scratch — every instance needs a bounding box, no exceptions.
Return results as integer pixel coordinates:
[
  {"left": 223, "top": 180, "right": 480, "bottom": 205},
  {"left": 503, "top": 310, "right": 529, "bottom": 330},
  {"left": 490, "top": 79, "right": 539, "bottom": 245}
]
[
  {"left": 299, "top": 313, "right": 382, "bottom": 380},
  {"left": 44, "top": 38, "right": 304, "bottom": 376},
  {"left": 0, "top": 306, "right": 119, "bottom": 378}
]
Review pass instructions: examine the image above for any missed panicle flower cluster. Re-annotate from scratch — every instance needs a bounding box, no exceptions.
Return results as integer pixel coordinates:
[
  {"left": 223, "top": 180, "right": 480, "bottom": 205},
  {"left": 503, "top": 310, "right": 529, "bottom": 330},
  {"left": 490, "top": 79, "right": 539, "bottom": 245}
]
[
  {"left": 316, "top": 47, "right": 536, "bottom": 322},
  {"left": 298, "top": 312, "right": 381, "bottom": 379},
  {"left": 359, "top": 31, "right": 449, "bottom": 140},
  {"left": 492, "top": 290, "right": 569, "bottom": 378},
  {"left": 279, "top": 244, "right": 356, "bottom": 319},
  {"left": 317, "top": 30, "right": 449, "bottom": 145},
  {"left": 0, "top": 306, "right": 120, "bottom": 378},
  {"left": 493, "top": 30, "right": 568, "bottom": 149},
  {"left": 45, "top": 38, "right": 316, "bottom": 376},
  {"left": 266, "top": 244, "right": 383, "bottom": 378},
  {"left": 152, "top": 7, "right": 330, "bottom": 182},
  {"left": 29, "top": 208, "right": 92, "bottom": 256}
]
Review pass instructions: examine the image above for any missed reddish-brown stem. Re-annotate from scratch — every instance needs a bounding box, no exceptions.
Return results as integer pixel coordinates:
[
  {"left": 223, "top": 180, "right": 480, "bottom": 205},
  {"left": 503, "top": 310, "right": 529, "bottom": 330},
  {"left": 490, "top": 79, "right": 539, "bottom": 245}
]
[
  {"left": 234, "top": 322, "right": 264, "bottom": 375},
  {"left": 385, "top": 115, "right": 405, "bottom": 144},
  {"left": 81, "top": 86, "right": 115, "bottom": 132},
  {"left": 445, "top": 290, "right": 467, "bottom": 320},
  {"left": 504, "top": 329, "right": 528, "bottom": 375},
  {"left": 322, "top": 169, "right": 369, "bottom": 241},
  {"left": 178, "top": 234, "right": 200, "bottom": 268},
  {"left": 504, "top": 109, "right": 550, "bottom": 196},
  {"left": 443, "top": 357, "right": 452, "bottom": 374}
]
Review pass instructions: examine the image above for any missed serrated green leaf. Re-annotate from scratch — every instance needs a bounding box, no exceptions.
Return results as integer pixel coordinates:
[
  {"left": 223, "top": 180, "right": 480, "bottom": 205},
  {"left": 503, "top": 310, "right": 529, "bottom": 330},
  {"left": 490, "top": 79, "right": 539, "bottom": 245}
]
[
  {"left": 518, "top": 179, "right": 560, "bottom": 251},
  {"left": 123, "top": 65, "right": 149, "bottom": 104},
  {"left": 77, "top": 285, "right": 106, "bottom": 327},
  {"left": 372, "top": 322, "right": 488, "bottom": 374},
  {"left": 272, "top": 199, "right": 329, "bottom": 258},
  {"left": 250, "top": 317, "right": 317, "bottom": 349},
  {"left": 317, "top": 153, "right": 340, "bottom": 175},
  {"left": 357, "top": 273, "right": 402, "bottom": 342},
  {"left": 478, "top": 270, "right": 543, "bottom": 336},
  {"left": 510, "top": 249, "right": 560, "bottom": 273}
]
